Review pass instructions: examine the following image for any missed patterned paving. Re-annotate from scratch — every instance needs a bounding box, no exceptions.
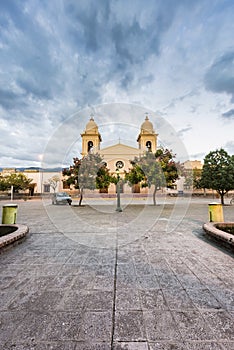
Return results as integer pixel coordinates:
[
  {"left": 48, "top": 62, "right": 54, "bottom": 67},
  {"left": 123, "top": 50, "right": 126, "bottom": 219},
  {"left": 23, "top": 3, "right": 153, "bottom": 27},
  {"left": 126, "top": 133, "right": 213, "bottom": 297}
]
[{"left": 0, "top": 199, "right": 233, "bottom": 349}]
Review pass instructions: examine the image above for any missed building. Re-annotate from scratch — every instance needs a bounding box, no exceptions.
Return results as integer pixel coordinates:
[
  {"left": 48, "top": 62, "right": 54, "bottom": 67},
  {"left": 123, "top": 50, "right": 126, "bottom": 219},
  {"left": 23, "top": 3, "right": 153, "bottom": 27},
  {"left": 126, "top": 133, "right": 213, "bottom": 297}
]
[
  {"left": 0, "top": 168, "right": 62, "bottom": 196},
  {"left": 0, "top": 115, "right": 159, "bottom": 195},
  {"left": 80, "top": 114, "right": 158, "bottom": 193},
  {"left": 23, "top": 170, "right": 63, "bottom": 195},
  {"left": 1, "top": 115, "right": 201, "bottom": 196},
  {"left": 183, "top": 160, "right": 203, "bottom": 170}
]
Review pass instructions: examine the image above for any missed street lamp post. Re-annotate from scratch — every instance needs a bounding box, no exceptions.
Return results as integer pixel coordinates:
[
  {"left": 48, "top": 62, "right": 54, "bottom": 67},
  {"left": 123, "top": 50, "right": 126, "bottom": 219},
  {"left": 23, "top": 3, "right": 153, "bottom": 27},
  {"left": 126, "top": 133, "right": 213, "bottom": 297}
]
[{"left": 116, "top": 168, "right": 122, "bottom": 212}]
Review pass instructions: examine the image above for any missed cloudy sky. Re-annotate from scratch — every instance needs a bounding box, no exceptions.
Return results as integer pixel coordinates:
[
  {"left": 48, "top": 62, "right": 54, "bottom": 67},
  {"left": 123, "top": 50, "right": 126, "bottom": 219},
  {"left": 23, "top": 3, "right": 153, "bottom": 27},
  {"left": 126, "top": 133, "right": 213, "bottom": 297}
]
[{"left": 0, "top": 0, "right": 234, "bottom": 168}]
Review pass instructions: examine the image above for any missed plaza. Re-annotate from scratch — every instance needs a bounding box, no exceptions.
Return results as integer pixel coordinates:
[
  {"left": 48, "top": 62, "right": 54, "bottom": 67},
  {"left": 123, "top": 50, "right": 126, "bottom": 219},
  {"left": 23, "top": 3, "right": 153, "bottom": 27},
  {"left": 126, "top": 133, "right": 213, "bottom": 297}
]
[{"left": 0, "top": 197, "right": 234, "bottom": 349}]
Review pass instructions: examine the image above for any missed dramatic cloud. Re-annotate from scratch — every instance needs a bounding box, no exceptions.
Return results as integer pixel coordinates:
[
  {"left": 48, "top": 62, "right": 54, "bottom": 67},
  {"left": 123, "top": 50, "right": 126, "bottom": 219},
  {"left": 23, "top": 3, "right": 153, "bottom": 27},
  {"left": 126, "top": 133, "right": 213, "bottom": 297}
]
[
  {"left": 204, "top": 51, "right": 234, "bottom": 101},
  {"left": 0, "top": 88, "right": 27, "bottom": 110},
  {"left": 224, "top": 141, "right": 234, "bottom": 155},
  {"left": 222, "top": 109, "right": 234, "bottom": 119},
  {"left": 0, "top": 0, "right": 234, "bottom": 167},
  {"left": 177, "top": 126, "right": 193, "bottom": 138}
]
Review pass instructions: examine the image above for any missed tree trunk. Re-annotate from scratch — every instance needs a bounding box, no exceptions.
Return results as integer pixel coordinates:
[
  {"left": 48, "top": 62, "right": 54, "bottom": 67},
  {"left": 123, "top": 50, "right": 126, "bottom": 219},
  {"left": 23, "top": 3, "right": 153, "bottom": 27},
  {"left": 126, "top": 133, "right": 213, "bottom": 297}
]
[
  {"left": 99, "top": 187, "right": 108, "bottom": 193},
  {"left": 79, "top": 187, "right": 83, "bottom": 206},
  {"left": 220, "top": 194, "right": 224, "bottom": 205},
  {"left": 219, "top": 190, "right": 225, "bottom": 205},
  {"left": 153, "top": 186, "right": 157, "bottom": 206},
  {"left": 132, "top": 184, "right": 140, "bottom": 193}
]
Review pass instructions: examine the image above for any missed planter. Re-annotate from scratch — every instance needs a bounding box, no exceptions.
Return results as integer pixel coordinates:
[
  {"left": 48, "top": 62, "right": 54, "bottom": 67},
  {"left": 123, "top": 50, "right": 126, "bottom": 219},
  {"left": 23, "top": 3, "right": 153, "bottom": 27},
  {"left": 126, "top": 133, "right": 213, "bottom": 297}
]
[
  {"left": 203, "top": 222, "right": 234, "bottom": 251},
  {"left": 0, "top": 224, "right": 29, "bottom": 250}
]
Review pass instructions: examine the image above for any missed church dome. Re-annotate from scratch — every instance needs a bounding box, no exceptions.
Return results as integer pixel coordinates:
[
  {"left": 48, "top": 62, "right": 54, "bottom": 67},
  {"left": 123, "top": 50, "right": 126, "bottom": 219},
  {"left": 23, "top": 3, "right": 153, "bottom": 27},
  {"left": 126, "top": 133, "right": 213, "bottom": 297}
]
[
  {"left": 141, "top": 115, "right": 154, "bottom": 133},
  {"left": 85, "top": 116, "right": 98, "bottom": 133}
]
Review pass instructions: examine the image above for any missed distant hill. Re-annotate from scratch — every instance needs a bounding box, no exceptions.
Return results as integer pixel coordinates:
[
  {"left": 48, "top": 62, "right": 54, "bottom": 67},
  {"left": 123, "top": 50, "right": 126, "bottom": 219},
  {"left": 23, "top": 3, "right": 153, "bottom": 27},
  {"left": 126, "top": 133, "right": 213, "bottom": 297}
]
[
  {"left": 17, "top": 167, "right": 40, "bottom": 172},
  {"left": 0, "top": 167, "right": 63, "bottom": 173},
  {"left": 23, "top": 167, "right": 63, "bottom": 172}
]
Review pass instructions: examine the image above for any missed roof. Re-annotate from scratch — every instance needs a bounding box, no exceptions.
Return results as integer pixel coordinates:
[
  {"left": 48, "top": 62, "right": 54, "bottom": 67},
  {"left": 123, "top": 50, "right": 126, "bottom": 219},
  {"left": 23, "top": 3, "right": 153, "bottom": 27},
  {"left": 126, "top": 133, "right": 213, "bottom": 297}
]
[{"left": 99, "top": 143, "right": 140, "bottom": 156}]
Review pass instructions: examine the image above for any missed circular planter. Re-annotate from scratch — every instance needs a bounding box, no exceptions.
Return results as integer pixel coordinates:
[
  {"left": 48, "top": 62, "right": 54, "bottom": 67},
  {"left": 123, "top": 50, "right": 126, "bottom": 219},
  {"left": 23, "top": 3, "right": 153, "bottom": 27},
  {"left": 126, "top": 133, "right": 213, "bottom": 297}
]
[
  {"left": 203, "top": 222, "right": 234, "bottom": 250},
  {"left": 0, "top": 224, "right": 29, "bottom": 250}
]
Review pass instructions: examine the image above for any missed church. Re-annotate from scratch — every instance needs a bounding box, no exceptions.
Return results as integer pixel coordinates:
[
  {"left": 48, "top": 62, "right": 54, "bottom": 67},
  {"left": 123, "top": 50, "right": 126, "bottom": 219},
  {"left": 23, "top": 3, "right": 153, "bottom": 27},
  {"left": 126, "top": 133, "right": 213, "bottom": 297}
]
[
  {"left": 0, "top": 114, "right": 203, "bottom": 196},
  {"left": 0, "top": 115, "right": 203, "bottom": 196},
  {"left": 80, "top": 114, "right": 158, "bottom": 193}
]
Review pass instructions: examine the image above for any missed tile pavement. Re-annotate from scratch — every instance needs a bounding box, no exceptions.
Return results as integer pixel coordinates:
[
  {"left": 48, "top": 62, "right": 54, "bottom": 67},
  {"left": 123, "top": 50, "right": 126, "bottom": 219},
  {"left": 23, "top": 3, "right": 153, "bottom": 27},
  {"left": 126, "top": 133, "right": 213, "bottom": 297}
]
[{"left": 0, "top": 198, "right": 234, "bottom": 349}]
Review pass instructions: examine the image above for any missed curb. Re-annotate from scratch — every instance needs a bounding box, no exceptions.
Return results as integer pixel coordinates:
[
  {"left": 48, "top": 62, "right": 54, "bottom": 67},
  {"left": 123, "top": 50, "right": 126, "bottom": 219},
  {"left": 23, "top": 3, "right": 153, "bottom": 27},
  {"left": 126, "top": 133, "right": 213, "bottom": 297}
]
[
  {"left": 203, "top": 222, "right": 234, "bottom": 250},
  {"left": 0, "top": 224, "right": 29, "bottom": 250}
]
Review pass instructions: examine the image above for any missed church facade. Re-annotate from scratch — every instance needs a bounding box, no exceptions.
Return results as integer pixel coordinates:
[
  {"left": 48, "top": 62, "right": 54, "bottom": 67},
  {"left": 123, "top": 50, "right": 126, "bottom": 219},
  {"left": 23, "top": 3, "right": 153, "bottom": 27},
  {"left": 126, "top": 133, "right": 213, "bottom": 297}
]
[{"left": 80, "top": 115, "right": 158, "bottom": 193}]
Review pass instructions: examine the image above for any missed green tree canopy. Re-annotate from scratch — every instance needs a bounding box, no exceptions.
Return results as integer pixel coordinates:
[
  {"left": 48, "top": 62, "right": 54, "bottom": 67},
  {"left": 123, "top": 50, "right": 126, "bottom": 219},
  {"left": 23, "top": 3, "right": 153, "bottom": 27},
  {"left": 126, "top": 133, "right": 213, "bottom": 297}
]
[
  {"left": 63, "top": 153, "right": 113, "bottom": 205},
  {"left": 0, "top": 175, "right": 8, "bottom": 191},
  {"left": 125, "top": 148, "right": 178, "bottom": 205},
  {"left": 200, "top": 148, "right": 234, "bottom": 204},
  {"left": 124, "top": 163, "right": 145, "bottom": 186},
  {"left": 181, "top": 167, "right": 203, "bottom": 190},
  {"left": 0, "top": 173, "right": 32, "bottom": 192},
  {"left": 192, "top": 168, "right": 203, "bottom": 190},
  {"left": 96, "top": 162, "right": 114, "bottom": 190},
  {"left": 155, "top": 148, "right": 178, "bottom": 188}
]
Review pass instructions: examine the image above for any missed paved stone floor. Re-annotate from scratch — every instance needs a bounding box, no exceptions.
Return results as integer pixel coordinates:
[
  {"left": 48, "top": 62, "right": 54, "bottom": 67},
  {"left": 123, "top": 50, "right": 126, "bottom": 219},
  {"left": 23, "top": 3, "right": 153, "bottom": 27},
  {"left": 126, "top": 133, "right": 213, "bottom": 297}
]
[{"left": 0, "top": 197, "right": 234, "bottom": 349}]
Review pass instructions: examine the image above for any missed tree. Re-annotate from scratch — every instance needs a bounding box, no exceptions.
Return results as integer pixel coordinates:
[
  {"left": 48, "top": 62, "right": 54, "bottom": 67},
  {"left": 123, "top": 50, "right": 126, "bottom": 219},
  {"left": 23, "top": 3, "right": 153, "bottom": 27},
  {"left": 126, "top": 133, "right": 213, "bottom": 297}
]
[
  {"left": 155, "top": 148, "right": 178, "bottom": 188},
  {"left": 192, "top": 168, "right": 203, "bottom": 190},
  {"left": 0, "top": 175, "right": 8, "bottom": 191},
  {"left": 183, "top": 170, "right": 193, "bottom": 190},
  {"left": 181, "top": 166, "right": 203, "bottom": 191},
  {"left": 200, "top": 148, "right": 234, "bottom": 204},
  {"left": 48, "top": 175, "right": 60, "bottom": 193},
  {"left": 0, "top": 173, "right": 32, "bottom": 192},
  {"left": 125, "top": 148, "right": 178, "bottom": 205},
  {"left": 96, "top": 162, "right": 114, "bottom": 192},
  {"left": 175, "top": 162, "right": 191, "bottom": 190},
  {"left": 140, "top": 151, "right": 166, "bottom": 205},
  {"left": 124, "top": 163, "right": 145, "bottom": 192},
  {"left": 63, "top": 153, "right": 113, "bottom": 206}
]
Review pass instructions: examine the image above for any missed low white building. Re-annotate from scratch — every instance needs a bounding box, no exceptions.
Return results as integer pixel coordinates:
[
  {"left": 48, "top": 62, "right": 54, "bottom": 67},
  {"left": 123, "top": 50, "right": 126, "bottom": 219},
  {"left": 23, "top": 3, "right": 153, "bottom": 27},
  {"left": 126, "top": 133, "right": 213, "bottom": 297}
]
[
  {"left": 0, "top": 168, "right": 63, "bottom": 195},
  {"left": 23, "top": 169, "right": 63, "bottom": 195}
]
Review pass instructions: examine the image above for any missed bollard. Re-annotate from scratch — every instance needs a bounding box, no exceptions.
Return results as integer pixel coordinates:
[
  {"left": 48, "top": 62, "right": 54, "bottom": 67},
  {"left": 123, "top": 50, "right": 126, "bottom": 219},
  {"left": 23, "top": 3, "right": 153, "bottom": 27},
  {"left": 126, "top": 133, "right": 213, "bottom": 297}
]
[
  {"left": 208, "top": 202, "right": 224, "bottom": 222},
  {"left": 2, "top": 204, "right": 18, "bottom": 224}
]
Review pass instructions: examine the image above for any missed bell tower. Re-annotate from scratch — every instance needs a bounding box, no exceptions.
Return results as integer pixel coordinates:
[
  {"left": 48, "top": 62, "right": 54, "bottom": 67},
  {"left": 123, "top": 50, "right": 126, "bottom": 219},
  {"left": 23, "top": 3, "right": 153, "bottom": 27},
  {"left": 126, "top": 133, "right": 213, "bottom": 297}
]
[
  {"left": 137, "top": 114, "right": 157, "bottom": 153},
  {"left": 81, "top": 116, "right": 102, "bottom": 156}
]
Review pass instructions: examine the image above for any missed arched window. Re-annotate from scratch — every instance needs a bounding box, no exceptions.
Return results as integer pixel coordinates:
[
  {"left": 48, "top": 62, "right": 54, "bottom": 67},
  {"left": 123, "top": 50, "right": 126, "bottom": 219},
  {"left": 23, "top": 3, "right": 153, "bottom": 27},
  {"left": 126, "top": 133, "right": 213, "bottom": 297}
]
[
  {"left": 146, "top": 141, "right": 152, "bottom": 151},
  {"left": 88, "top": 141, "right": 93, "bottom": 152}
]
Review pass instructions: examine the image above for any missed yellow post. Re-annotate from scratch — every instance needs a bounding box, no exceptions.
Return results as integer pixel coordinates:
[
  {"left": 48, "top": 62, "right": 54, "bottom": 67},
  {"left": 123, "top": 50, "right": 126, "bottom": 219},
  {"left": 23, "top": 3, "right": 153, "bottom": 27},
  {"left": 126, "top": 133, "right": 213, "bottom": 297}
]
[
  {"left": 208, "top": 203, "right": 224, "bottom": 222},
  {"left": 2, "top": 204, "right": 18, "bottom": 224}
]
